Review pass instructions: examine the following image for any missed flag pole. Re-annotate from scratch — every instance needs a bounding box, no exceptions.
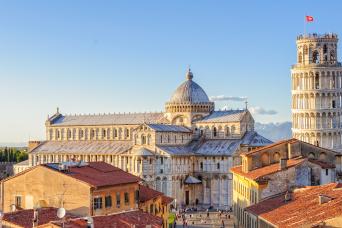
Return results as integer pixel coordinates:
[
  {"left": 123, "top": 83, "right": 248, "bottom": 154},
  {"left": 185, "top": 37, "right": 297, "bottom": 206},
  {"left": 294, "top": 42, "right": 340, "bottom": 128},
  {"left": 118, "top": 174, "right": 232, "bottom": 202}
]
[{"left": 304, "top": 14, "right": 306, "bottom": 36}]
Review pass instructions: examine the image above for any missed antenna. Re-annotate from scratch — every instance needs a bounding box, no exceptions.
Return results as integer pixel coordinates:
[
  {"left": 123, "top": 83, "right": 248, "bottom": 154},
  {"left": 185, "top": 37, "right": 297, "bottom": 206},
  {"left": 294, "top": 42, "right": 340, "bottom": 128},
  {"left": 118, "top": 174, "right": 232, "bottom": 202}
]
[{"left": 57, "top": 207, "right": 66, "bottom": 219}]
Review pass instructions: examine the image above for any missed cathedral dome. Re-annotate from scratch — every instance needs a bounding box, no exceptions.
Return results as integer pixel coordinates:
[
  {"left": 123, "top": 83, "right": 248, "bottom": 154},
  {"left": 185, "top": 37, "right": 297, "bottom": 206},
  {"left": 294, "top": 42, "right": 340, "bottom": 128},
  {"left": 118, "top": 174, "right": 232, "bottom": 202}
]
[{"left": 169, "top": 69, "right": 210, "bottom": 104}]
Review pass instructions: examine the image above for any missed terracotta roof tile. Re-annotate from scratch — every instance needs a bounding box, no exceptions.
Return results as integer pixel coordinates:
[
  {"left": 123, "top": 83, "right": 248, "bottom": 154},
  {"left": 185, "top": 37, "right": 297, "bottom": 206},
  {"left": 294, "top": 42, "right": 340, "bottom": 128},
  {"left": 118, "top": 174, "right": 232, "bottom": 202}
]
[
  {"left": 246, "top": 183, "right": 342, "bottom": 228},
  {"left": 161, "top": 195, "right": 174, "bottom": 204},
  {"left": 230, "top": 158, "right": 305, "bottom": 181},
  {"left": 44, "top": 162, "right": 141, "bottom": 188},
  {"left": 139, "top": 185, "right": 163, "bottom": 203},
  {"left": 3, "top": 207, "right": 76, "bottom": 228},
  {"left": 54, "top": 210, "right": 163, "bottom": 228}
]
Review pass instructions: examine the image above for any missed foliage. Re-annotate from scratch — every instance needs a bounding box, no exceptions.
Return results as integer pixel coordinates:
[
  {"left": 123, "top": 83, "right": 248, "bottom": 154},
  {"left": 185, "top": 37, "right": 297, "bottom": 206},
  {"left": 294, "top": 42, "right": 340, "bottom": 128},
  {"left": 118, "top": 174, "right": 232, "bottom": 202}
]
[{"left": 0, "top": 147, "right": 28, "bottom": 162}]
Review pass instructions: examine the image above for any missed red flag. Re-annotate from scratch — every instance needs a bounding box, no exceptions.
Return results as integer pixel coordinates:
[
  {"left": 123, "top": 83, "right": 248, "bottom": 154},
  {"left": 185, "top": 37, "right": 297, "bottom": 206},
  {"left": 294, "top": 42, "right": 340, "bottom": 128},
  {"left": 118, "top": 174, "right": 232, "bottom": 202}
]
[{"left": 306, "top": 15, "right": 314, "bottom": 22}]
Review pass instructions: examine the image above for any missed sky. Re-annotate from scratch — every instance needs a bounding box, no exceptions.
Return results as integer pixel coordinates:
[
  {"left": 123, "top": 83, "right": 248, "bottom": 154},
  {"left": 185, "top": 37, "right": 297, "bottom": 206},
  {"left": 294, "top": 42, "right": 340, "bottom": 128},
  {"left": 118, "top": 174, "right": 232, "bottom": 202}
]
[{"left": 0, "top": 0, "right": 342, "bottom": 143}]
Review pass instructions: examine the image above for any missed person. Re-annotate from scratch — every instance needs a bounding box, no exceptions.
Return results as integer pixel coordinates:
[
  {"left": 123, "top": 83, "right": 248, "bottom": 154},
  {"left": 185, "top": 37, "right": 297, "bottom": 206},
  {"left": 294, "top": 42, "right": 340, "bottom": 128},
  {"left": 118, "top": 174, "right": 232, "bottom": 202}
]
[{"left": 221, "top": 219, "right": 225, "bottom": 228}]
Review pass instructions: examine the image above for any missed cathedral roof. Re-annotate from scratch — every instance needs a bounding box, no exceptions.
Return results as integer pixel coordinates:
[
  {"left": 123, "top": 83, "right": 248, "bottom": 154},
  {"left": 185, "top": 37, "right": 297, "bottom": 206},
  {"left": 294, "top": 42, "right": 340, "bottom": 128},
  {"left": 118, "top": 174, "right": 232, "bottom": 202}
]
[
  {"left": 168, "top": 69, "right": 210, "bottom": 104},
  {"left": 195, "top": 110, "right": 247, "bottom": 123},
  {"left": 49, "top": 112, "right": 167, "bottom": 126},
  {"left": 30, "top": 140, "right": 133, "bottom": 155},
  {"left": 146, "top": 124, "right": 191, "bottom": 133}
]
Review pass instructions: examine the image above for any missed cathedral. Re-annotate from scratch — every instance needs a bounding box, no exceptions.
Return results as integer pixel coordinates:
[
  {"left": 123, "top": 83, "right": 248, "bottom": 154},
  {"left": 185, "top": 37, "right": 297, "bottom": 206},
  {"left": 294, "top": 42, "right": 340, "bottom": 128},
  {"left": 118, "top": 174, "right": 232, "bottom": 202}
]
[{"left": 27, "top": 69, "right": 272, "bottom": 209}]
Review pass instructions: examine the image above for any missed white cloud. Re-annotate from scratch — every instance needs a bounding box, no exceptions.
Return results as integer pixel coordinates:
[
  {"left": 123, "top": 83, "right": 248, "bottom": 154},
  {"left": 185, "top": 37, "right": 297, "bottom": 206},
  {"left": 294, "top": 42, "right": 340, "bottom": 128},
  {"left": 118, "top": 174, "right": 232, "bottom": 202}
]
[
  {"left": 210, "top": 95, "right": 247, "bottom": 102},
  {"left": 249, "top": 106, "right": 278, "bottom": 115}
]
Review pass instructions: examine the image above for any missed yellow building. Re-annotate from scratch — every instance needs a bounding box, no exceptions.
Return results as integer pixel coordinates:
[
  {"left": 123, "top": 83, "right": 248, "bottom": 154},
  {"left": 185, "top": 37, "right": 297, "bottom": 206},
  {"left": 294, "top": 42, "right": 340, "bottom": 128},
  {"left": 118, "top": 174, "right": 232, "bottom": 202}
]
[
  {"left": 139, "top": 185, "right": 174, "bottom": 228},
  {"left": 1, "top": 161, "right": 141, "bottom": 216},
  {"left": 230, "top": 139, "right": 340, "bottom": 228}
]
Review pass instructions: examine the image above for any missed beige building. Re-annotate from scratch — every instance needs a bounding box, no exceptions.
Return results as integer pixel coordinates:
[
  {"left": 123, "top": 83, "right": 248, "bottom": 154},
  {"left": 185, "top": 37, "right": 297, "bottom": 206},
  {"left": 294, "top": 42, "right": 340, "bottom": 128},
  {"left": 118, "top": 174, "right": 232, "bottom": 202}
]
[
  {"left": 25, "top": 69, "right": 272, "bottom": 209},
  {"left": 1, "top": 161, "right": 141, "bottom": 216},
  {"left": 291, "top": 33, "right": 342, "bottom": 151}
]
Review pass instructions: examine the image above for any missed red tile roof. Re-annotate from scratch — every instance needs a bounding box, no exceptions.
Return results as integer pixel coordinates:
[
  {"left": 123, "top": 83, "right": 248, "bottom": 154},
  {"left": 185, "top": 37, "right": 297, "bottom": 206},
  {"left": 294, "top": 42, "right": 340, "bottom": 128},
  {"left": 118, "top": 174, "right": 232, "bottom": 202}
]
[
  {"left": 230, "top": 158, "right": 305, "bottom": 181},
  {"left": 43, "top": 162, "right": 141, "bottom": 188},
  {"left": 53, "top": 210, "right": 163, "bottom": 228},
  {"left": 246, "top": 183, "right": 342, "bottom": 228},
  {"left": 3, "top": 207, "right": 77, "bottom": 228},
  {"left": 139, "top": 185, "right": 163, "bottom": 203},
  {"left": 161, "top": 195, "right": 174, "bottom": 205}
]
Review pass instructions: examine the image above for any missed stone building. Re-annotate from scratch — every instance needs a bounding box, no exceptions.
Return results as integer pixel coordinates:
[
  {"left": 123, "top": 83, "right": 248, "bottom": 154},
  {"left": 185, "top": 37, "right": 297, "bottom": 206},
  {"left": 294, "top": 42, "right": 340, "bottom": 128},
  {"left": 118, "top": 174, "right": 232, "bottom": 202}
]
[
  {"left": 26, "top": 69, "right": 272, "bottom": 209},
  {"left": 230, "top": 138, "right": 341, "bottom": 227},
  {"left": 291, "top": 33, "right": 342, "bottom": 151}
]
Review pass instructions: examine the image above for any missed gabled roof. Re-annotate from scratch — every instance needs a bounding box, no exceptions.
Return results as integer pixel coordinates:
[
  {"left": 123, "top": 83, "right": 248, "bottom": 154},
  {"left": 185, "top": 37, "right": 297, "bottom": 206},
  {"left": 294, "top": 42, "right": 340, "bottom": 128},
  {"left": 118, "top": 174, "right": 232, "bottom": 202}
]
[
  {"left": 43, "top": 162, "right": 141, "bottom": 188},
  {"left": 30, "top": 140, "right": 133, "bottom": 155},
  {"left": 241, "top": 131, "right": 273, "bottom": 147},
  {"left": 195, "top": 110, "right": 247, "bottom": 123},
  {"left": 161, "top": 195, "right": 174, "bottom": 205},
  {"left": 146, "top": 124, "right": 192, "bottom": 133},
  {"left": 50, "top": 112, "right": 168, "bottom": 126},
  {"left": 230, "top": 158, "right": 305, "bottom": 181},
  {"left": 246, "top": 183, "right": 342, "bottom": 228},
  {"left": 184, "top": 175, "right": 202, "bottom": 184},
  {"left": 139, "top": 185, "right": 163, "bottom": 203}
]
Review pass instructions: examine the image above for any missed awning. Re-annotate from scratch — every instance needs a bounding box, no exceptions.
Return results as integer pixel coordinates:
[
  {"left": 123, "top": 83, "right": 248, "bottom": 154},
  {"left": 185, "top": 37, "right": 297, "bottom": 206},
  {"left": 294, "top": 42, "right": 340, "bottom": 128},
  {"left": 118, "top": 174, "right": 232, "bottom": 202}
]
[{"left": 184, "top": 176, "right": 202, "bottom": 184}]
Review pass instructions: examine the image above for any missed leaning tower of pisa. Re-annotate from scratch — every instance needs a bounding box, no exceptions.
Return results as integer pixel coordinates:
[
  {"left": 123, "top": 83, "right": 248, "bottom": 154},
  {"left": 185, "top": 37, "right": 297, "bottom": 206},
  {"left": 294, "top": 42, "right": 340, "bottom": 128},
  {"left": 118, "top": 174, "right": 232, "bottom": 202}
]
[{"left": 291, "top": 33, "right": 342, "bottom": 151}]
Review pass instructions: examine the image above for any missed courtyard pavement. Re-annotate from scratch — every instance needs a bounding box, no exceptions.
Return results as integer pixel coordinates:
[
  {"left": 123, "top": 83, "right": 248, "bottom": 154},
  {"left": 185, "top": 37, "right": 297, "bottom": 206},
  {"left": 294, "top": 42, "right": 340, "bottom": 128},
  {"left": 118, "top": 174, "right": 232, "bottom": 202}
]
[{"left": 174, "top": 211, "right": 235, "bottom": 228}]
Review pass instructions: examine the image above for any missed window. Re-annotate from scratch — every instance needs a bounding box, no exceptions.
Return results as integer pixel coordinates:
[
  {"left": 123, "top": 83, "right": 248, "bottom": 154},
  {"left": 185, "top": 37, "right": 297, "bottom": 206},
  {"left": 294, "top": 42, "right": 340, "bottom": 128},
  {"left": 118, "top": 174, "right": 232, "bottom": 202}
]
[
  {"left": 15, "top": 196, "right": 22, "bottom": 207},
  {"left": 105, "top": 195, "right": 112, "bottom": 208},
  {"left": 150, "top": 204, "right": 154, "bottom": 214},
  {"left": 213, "top": 127, "right": 217, "bottom": 137},
  {"left": 315, "top": 73, "right": 320, "bottom": 89},
  {"left": 93, "top": 197, "right": 102, "bottom": 210},
  {"left": 332, "top": 100, "right": 336, "bottom": 108},
  {"left": 116, "top": 193, "right": 121, "bottom": 208},
  {"left": 160, "top": 157, "right": 164, "bottom": 165},
  {"left": 298, "top": 52, "right": 303, "bottom": 64},
  {"left": 135, "top": 190, "right": 139, "bottom": 203},
  {"left": 312, "top": 50, "right": 320, "bottom": 63},
  {"left": 200, "top": 162, "right": 203, "bottom": 170},
  {"left": 326, "top": 169, "right": 329, "bottom": 176},
  {"left": 124, "top": 192, "right": 129, "bottom": 205},
  {"left": 323, "top": 44, "right": 328, "bottom": 54},
  {"left": 114, "top": 129, "right": 118, "bottom": 137},
  {"left": 102, "top": 129, "right": 106, "bottom": 138},
  {"left": 217, "top": 163, "right": 220, "bottom": 170}
]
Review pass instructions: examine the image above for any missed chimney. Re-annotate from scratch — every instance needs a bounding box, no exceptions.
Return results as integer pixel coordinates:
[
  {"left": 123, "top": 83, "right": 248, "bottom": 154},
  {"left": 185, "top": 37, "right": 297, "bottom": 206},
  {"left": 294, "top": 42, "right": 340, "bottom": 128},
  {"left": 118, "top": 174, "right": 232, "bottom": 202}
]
[
  {"left": 318, "top": 195, "right": 332, "bottom": 205},
  {"left": 279, "top": 158, "right": 287, "bottom": 170},
  {"left": 28, "top": 141, "right": 41, "bottom": 152}
]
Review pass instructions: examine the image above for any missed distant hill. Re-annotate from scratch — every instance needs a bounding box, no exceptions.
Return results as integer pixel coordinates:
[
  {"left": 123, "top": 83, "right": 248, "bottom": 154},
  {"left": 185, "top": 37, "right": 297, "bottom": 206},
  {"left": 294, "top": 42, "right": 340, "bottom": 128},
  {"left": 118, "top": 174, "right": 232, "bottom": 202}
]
[
  {"left": 0, "top": 142, "right": 27, "bottom": 148},
  {"left": 255, "top": 121, "right": 292, "bottom": 142}
]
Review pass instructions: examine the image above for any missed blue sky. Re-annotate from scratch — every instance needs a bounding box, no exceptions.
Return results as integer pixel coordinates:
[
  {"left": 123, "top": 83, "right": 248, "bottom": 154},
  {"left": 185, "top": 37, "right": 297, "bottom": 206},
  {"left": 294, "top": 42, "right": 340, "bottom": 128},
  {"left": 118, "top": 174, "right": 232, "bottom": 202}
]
[{"left": 0, "top": 0, "right": 341, "bottom": 142}]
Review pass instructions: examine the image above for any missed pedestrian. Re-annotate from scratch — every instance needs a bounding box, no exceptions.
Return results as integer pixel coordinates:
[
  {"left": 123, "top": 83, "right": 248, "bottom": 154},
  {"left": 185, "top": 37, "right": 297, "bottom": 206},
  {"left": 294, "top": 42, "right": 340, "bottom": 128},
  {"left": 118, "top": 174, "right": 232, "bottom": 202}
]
[
  {"left": 228, "top": 214, "right": 231, "bottom": 219},
  {"left": 221, "top": 219, "right": 225, "bottom": 228}
]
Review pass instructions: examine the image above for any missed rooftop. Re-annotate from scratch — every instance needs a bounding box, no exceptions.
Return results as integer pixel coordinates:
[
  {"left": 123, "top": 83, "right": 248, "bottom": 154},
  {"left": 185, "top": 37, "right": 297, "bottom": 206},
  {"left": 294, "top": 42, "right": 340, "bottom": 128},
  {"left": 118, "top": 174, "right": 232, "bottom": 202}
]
[
  {"left": 147, "top": 123, "right": 192, "bottom": 133},
  {"left": 246, "top": 183, "right": 342, "bottom": 228},
  {"left": 50, "top": 112, "right": 168, "bottom": 126},
  {"left": 2, "top": 207, "right": 77, "bottom": 228},
  {"left": 230, "top": 158, "right": 305, "bottom": 181},
  {"left": 43, "top": 161, "right": 141, "bottom": 188},
  {"left": 52, "top": 210, "right": 163, "bottom": 228},
  {"left": 139, "top": 185, "right": 163, "bottom": 203},
  {"left": 195, "top": 110, "right": 247, "bottom": 123},
  {"left": 30, "top": 140, "right": 133, "bottom": 155}
]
